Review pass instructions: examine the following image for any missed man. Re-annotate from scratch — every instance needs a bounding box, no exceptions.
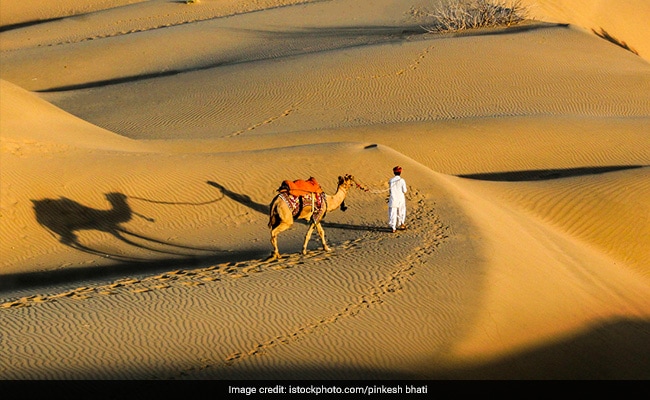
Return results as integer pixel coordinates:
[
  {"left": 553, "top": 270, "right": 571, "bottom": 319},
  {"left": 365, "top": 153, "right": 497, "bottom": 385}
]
[{"left": 388, "top": 166, "right": 407, "bottom": 233}]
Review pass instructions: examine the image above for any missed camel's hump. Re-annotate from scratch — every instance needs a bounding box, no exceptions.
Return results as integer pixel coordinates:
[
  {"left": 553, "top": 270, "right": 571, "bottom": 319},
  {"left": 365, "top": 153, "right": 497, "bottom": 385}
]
[{"left": 278, "top": 177, "right": 323, "bottom": 195}]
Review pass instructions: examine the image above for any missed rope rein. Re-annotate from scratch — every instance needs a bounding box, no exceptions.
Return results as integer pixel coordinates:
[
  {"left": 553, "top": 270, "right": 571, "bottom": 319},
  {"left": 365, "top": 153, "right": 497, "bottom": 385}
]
[
  {"left": 128, "top": 195, "right": 223, "bottom": 206},
  {"left": 351, "top": 178, "right": 389, "bottom": 194}
]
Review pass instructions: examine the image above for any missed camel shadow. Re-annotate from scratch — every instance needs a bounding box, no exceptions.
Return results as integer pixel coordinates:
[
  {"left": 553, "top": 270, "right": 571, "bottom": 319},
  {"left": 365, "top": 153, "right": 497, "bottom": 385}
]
[{"left": 31, "top": 192, "right": 219, "bottom": 260}]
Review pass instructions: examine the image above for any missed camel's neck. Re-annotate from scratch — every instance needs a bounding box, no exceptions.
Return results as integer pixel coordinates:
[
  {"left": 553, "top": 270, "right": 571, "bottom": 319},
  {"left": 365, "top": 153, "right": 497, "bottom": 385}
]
[{"left": 326, "top": 185, "right": 349, "bottom": 211}]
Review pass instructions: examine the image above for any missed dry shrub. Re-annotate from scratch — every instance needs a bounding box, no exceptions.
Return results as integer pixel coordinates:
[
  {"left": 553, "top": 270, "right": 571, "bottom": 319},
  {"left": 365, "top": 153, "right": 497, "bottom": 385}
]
[{"left": 422, "top": 0, "right": 528, "bottom": 33}]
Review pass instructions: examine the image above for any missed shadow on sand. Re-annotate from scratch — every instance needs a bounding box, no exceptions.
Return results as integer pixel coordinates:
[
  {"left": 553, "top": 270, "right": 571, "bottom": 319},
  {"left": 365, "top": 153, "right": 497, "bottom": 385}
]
[
  {"left": 458, "top": 165, "right": 644, "bottom": 181},
  {"left": 31, "top": 191, "right": 223, "bottom": 262},
  {"left": 0, "top": 249, "right": 269, "bottom": 293}
]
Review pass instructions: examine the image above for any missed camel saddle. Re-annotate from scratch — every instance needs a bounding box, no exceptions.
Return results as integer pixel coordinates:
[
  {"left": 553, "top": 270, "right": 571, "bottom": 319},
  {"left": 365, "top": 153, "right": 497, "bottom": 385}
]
[
  {"left": 277, "top": 177, "right": 323, "bottom": 196},
  {"left": 277, "top": 177, "right": 327, "bottom": 224}
]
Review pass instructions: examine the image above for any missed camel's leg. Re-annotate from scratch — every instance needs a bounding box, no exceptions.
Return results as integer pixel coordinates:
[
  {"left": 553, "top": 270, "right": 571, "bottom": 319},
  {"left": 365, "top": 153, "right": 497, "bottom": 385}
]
[
  {"left": 315, "top": 222, "right": 331, "bottom": 252},
  {"left": 270, "top": 222, "right": 291, "bottom": 259},
  {"left": 302, "top": 223, "right": 316, "bottom": 255}
]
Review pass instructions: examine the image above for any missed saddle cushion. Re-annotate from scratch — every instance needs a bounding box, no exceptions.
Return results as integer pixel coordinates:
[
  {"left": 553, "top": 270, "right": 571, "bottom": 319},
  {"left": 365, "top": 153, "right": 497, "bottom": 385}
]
[
  {"left": 278, "top": 191, "right": 327, "bottom": 224},
  {"left": 278, "top": 177, "right": 323, "bottom": 196}
]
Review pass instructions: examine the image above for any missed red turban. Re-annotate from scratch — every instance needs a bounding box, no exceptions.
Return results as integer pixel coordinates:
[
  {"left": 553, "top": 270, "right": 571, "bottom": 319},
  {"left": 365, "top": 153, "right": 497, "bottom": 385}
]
[{"left": 393, "top": 166, "right": 402, "bottom": 173}]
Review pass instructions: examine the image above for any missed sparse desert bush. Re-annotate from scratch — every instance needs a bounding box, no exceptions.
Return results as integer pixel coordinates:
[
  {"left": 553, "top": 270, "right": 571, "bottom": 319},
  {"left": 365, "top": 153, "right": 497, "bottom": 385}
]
[
  {"left": 592, "top": 28, "right": 639, "bottom": 55},
  {"left": 422, "top": 0, "right": 529, "bottom": 33}
]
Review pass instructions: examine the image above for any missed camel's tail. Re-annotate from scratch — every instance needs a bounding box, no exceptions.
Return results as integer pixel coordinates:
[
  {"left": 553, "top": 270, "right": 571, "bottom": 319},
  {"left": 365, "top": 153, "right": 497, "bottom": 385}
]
[{"left": 268, "top": 195, "right": 280, "bottom": 229}]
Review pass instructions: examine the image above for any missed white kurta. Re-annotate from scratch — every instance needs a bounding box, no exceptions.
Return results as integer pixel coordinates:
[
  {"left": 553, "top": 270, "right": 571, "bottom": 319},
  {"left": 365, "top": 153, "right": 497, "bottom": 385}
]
[{"left": 388, "top": 175, "right": 407, "bottom": 231}]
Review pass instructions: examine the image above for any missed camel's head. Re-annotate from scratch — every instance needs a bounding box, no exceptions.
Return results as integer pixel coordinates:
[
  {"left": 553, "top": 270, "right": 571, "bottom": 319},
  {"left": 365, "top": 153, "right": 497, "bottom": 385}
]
[
  {"left": 338, "top": 174, "right": 355, "bottom": 189},
  {"left": 105, "top": 192, "right": 128, "bottom": 204}
]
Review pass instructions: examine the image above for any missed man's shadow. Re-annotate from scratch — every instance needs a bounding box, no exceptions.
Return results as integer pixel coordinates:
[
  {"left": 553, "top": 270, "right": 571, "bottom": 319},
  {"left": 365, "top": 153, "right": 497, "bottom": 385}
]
[
  {"left": 32, "top": 192, "right": 220, "bottom": 260},
  {"left": 206, "top": 181, "right": 269, "bottom": 215}
]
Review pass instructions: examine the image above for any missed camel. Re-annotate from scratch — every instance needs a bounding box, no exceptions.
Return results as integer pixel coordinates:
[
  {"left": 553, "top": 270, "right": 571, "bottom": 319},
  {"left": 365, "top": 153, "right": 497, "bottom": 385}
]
[{"left": 268, "top": 174, "right": 360, "bottom": 259}]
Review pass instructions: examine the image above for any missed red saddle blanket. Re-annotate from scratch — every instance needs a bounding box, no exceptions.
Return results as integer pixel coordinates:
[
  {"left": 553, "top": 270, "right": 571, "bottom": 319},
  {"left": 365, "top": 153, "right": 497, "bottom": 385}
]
[
  {"left": 278, "top": 177, "right": 323, "bottom": 196},
  {"left": 278, "top": 191, "right": 327, "bottom": 224}
]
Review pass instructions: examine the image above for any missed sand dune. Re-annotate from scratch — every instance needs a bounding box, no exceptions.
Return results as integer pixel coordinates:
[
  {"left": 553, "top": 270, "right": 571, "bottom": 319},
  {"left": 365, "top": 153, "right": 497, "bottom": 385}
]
[{"left": 1, "top": 0, "right": 649, "bottom": 380}]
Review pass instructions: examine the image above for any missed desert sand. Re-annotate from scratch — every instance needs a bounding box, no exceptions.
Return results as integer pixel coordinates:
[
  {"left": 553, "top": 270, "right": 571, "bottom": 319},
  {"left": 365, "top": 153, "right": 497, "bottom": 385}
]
[{"left": 1, "top": 0, "right": 649, "bottom": 380}]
